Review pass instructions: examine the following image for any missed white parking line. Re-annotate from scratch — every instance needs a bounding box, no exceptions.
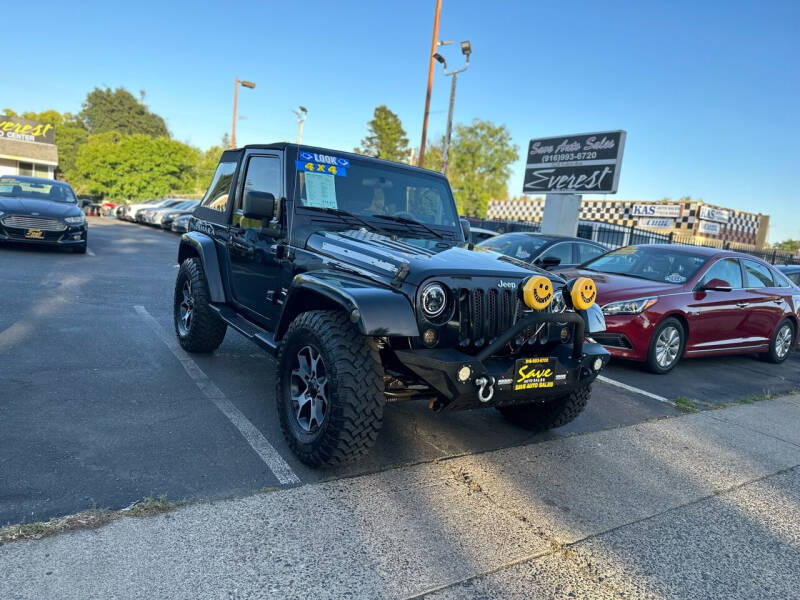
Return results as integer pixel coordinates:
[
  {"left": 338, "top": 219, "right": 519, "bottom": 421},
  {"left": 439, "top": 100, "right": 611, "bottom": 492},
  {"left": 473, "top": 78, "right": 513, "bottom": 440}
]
[
  {"left": 596, "top": 374, "right": 676, "bottom": 407},
  {"left": 86, "top": 247, "right": 96, "bottom": 256},
  {"left": 133, "top": 305, "right": 301, "bottom": 485}
]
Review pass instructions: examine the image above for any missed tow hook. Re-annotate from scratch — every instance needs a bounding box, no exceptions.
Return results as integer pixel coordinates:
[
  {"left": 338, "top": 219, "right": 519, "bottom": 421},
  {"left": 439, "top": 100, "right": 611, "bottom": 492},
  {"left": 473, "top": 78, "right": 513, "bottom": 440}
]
[{"left": 475, "top": 376, "right": 495, "bottom": 403}]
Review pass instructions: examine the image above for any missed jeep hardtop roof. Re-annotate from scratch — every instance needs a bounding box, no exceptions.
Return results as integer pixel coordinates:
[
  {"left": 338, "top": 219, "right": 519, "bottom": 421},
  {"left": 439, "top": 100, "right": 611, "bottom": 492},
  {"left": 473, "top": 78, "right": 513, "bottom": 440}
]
[{"left": 226, "top": 143, "right": 449, "bottom": 178}]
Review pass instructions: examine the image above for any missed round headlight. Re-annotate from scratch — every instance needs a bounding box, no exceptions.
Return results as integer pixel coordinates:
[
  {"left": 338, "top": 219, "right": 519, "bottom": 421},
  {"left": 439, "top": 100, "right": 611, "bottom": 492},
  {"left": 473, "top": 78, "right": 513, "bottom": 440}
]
[
  {"left": 549, "top": 289, "right": 567, "bottom": 313},
  {"left": 421, "top": 282, "right": 447, "bottom": 318}
]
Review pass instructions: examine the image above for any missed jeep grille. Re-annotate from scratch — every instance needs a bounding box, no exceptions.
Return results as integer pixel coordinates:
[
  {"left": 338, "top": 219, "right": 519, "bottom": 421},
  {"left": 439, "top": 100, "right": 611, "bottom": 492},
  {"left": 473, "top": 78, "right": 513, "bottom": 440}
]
[{"left": 457, "top": 287, "right": 520, "bottom": 347}]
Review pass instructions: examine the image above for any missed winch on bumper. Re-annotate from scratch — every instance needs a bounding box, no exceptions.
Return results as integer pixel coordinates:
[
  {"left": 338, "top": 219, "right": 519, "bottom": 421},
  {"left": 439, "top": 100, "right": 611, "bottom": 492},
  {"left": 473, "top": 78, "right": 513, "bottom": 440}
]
[{"left": 394, "top": 312, "right": 610, "bottom": 411}]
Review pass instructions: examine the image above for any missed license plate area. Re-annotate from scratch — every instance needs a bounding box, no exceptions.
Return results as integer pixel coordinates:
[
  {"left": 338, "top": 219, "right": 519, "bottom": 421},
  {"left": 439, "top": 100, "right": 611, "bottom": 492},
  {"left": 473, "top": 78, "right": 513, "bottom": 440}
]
[
  {"left": 25, "top": 229, "right": 44, "bottom": 239},
  {"left": 513, "top": 357, "right": 557, "bottom": 391}
]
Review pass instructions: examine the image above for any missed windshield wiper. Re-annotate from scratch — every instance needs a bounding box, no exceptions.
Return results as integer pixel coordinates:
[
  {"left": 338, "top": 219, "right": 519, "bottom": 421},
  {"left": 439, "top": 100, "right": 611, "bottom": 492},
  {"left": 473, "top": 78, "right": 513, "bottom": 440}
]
[
  {"left": 299, "top": 206, "right": 391, "bottom": 236},
  {"left": 370, "top": 214, "right": 443, "bottom": 239}
]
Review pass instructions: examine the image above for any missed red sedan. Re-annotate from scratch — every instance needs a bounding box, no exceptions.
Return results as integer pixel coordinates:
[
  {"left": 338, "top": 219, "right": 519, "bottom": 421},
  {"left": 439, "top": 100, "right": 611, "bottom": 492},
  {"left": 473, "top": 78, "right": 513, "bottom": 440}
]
[{"left": 559, "top": 245, "right": 800, "bottom": 373}]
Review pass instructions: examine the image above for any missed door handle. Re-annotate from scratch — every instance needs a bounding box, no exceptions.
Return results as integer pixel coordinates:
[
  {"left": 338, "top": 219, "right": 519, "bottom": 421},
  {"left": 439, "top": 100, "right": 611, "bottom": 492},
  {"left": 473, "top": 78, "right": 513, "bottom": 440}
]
[{"left": 736, "top": 302, "right": 749, "bottom": 308}]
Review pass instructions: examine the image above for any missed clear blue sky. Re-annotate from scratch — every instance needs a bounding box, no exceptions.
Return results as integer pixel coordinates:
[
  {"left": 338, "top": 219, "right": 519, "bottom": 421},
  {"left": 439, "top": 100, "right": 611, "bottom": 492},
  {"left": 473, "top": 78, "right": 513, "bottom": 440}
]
[{"left": 4, "top": 0, "right": 797, "bottom": 242}]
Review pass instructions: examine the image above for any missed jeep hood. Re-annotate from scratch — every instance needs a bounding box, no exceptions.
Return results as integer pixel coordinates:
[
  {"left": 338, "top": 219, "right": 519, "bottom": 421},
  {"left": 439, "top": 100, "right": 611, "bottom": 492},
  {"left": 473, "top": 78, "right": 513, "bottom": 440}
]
[{"left": 307, "top": 230, "right": 565, "bottom": 286}]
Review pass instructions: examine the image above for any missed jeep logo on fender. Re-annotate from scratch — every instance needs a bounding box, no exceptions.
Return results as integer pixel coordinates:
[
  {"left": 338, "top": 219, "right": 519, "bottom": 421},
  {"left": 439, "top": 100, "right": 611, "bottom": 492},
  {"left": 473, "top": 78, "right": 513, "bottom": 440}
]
[{"left": 497, "top": 280, "right": 517, "bottom": 289}]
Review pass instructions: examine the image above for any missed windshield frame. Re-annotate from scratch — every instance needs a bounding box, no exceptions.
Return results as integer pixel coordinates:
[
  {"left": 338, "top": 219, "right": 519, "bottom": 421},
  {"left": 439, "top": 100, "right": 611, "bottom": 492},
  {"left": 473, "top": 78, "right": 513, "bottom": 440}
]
[{"left": 287, "top": 147, "right": 461, "bottom": 245}]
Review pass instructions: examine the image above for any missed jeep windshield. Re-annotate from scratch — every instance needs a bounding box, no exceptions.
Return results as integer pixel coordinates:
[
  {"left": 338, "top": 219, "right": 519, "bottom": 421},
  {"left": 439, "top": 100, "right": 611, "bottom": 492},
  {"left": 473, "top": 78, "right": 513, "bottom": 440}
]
[{"left": 293, "top": 151, "right": 459, "bottom": 240}]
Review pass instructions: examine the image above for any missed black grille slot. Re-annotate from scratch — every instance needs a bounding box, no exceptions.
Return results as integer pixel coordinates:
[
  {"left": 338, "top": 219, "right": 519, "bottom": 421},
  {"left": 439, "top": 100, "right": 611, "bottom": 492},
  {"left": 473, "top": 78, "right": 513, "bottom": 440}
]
[{"left": 458, "top": 286, "right": 519, "bottom": 348}]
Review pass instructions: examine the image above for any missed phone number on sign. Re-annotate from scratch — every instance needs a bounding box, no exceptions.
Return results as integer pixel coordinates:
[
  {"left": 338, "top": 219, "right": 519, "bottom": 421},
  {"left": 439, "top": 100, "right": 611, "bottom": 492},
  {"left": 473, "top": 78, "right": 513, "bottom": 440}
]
[{"left": 539, "top": 151, "right": 597, "bottom": 162}]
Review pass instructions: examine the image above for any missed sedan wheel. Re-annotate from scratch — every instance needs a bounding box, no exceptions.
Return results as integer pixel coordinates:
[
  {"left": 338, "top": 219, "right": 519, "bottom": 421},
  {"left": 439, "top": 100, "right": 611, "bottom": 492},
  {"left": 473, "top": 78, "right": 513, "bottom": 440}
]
[
  {"left": 761, "top": 319, "right": 795, "bottom": 364},
  {"left": 655, "top": 326, "right": 681, "bottom": 368},
  {"left": 646, "top": 317, "right": 685, "bottom": 374},
  {"left": 775, "top": 323, "right": 793, "bottom": 360}
]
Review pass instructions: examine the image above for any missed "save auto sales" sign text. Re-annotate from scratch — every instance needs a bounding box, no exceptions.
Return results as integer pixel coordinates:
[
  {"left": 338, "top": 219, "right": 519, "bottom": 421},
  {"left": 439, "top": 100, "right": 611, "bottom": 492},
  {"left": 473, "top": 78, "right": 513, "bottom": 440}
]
[{"left": 523, "top": 130, "right": 626, "bottom": 194}]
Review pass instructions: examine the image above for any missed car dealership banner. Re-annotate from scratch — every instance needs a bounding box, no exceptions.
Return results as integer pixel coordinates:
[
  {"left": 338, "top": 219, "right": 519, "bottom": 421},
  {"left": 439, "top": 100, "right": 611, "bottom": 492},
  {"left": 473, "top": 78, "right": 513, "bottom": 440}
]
[
  {"left": 631, "top": 204, "right": 681, "bottom": 218},
  {"left": 640, "top": 218, "right": 676, "bottom": 230},
  {"left": 523, "top": 130, "right": 626, "bottom": 194},
  {"left": 698, "top": 221, "right": 722, "bottom": 235},
  {"left": 0, "top": 115, "right": 56, "bottom": 145},
  {"left": 698, "top": 206, "right": 730, "bottom": 223}
]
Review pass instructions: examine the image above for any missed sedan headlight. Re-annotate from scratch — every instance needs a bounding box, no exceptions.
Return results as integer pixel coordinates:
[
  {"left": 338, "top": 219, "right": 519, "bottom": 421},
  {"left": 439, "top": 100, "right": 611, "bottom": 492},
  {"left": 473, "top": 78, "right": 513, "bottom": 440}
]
[
  {"left": 420, "top": 282, "right": 447, "bottom": 318},
  {"left": 65, "top": 215, "right": 86, "bottom": 225},
  {"left": 602, "top": 297, "right": 658, "bottom": 315}
]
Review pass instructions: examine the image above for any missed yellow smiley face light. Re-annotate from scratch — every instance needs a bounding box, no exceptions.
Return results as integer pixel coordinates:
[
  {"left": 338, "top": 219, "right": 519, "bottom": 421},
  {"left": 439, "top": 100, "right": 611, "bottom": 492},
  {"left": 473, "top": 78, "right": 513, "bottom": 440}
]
[
  {"left": 523, "top": 275, "right": 554, "bottom": 310},
  {"left": 570, "top": 277, "right": 597, "bottom": 310}
]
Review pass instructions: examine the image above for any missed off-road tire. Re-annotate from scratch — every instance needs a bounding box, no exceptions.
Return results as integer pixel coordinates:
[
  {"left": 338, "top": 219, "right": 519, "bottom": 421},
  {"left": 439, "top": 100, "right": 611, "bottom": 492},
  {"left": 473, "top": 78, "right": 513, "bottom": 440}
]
[
  {"left": 645, "top": 317, "right": 685, "bottom": 374},
  {"left": 760, "top": 318, "right": 795, "bottom": 364},
  {"left": 173, "top": 257, "right": 227, "bottom": 353},
  {"left": 276, "top": 310, "right": 384, "bottom": 467},
  {"left": 497, "top": 385, "right": 590, "bottom": 431}
]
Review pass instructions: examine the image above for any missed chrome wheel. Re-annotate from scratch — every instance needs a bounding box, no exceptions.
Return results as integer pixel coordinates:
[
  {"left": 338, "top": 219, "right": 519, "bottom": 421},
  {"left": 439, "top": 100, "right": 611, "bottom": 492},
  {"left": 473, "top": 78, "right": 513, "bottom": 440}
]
[
  {"left": 655, "top": 325, "right": 681, "bottom": 368},
  {"left": 178, "top": 280, "right": 194, "bottom": 336},
  {"left": 290, "top": 345, "right": 328, "bottom": 433},
  {"left": 775, "top": 324, "right": 793, "bottom": 359}
]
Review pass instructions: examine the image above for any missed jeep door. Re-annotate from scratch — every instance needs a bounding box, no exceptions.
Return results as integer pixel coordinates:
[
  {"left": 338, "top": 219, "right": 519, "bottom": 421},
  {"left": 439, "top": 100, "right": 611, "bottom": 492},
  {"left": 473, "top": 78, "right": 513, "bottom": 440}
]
[{"left": 227, "top": 152, "right": 285, "bottom": 326}]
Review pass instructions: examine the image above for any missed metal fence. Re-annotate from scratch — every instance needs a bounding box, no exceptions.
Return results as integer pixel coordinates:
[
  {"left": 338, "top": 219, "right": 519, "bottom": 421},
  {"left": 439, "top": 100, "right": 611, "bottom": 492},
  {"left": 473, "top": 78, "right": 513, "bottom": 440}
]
[{"left": 467, "top": 217, "right": 800, "bottom": 265}]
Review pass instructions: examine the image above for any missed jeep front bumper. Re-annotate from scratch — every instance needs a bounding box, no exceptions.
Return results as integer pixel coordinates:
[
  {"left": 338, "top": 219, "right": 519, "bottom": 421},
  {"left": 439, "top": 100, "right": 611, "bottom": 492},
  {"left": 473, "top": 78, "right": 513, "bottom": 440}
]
[{"left": 394, "top": 312, "right": 610, "bottom": 410}]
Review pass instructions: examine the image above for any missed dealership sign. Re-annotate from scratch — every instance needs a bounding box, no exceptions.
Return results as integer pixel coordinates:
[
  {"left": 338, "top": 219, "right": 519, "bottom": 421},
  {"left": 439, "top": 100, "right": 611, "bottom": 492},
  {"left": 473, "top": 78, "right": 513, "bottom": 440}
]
[
  {"left": 523, "top": 130, "right": 626, "bottom": 194},
  {"left": 631, "top": 204, "right": 681, "bottom": 218},
  {"left": 698, "top": 221, "right": 722, "bottom": 235},
  {"left": 0, "top": 115, "right": 55, "bottom": 145},
  {"left": 698, "top": 206, "right": 729, "bottom": 223},
  {"left": 641, "top": 218, "right": 675, "bottom": 230}
]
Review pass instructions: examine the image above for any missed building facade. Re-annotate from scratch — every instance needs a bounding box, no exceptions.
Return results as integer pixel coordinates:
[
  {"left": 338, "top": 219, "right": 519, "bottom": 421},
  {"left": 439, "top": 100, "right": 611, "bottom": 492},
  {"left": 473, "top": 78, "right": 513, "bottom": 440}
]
[
  {"left": 0, "top": 115, "right": 58, "bottom": 179},
  {"left": 487, "top": 197, "right": 769, "bottom": 248}
]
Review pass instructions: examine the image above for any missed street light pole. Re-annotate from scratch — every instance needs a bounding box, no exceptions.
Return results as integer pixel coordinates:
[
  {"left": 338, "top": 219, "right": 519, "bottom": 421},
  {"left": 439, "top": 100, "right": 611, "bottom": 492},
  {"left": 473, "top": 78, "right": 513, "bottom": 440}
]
[
  {"left": 418, "top": 0, "right": 442, "bottom": 169},
  {"left": 442, "top": 72, "right": 457, "bottom": 175},
  {"left": 435, "top": 40, "right": 471, "bottom": 175},
  {"left": 231, "top": 78, "right": 239, "bottom": 149},
  {"left": 231, "top": 78, "right": 256, "bottom": 149},
  {"left": 293, "top": 106, "right": 308, "bottom": 144}
]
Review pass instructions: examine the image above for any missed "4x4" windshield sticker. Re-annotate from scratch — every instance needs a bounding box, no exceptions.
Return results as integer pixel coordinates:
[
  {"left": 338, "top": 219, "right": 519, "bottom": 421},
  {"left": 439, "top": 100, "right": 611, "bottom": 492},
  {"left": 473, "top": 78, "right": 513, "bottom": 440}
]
[{"left": 296, "top": 152, "right": 349, "bottom": 177}]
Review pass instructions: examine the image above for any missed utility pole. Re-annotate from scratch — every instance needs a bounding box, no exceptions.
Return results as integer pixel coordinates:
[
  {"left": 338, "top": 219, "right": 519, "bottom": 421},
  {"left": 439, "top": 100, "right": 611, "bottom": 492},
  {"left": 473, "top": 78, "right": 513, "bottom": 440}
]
[
  {"left": 293, "top": 106, "right": 308, "bottom": 144},
  {"left": 231, "top": 78, "right": 256, "bottom": 149},
  {"left": 418, "top": 0, "right": 442, "bottom": 168},
  {"left": 434, "top": 40, "right": 471, "bottom": 175}
]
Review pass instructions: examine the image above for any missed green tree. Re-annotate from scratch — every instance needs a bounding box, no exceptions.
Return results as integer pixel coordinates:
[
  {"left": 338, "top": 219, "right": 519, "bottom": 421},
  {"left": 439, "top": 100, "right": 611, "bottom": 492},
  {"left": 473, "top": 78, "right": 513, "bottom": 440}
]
[
  {"left": 79, "top": 87, "right": 169, "bottom": 137},
  {"left": 72, "top": 133, "right": 197, "bottom": 200},
  {"left": 57, "top": 126, "right": 90, "bottom": 177},
  {"left": 774, "top": 239, "right": 800, "bottom": 252},
  {"left": 448, "top": 119, "right": 518, "bottom": 217},
  {"left": 354, "top": 105, "right": 409, "bottom": 163}
]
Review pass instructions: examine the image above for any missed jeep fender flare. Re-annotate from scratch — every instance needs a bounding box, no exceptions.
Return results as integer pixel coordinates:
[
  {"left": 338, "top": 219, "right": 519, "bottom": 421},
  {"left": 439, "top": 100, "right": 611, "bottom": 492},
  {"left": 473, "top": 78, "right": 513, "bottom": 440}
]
[
  {"left": 177, "top": 232, "right": 226, "bottom": 303},
  {"left": 276, "top": 272, "right": 418, "bottom": 341}
]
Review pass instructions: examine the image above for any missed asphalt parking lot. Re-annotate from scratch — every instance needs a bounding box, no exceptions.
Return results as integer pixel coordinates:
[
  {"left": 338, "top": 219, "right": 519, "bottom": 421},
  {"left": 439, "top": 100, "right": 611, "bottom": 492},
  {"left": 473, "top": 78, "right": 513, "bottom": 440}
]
[{"left": 1, "top": 217, "right": 798, "bottom": 527}]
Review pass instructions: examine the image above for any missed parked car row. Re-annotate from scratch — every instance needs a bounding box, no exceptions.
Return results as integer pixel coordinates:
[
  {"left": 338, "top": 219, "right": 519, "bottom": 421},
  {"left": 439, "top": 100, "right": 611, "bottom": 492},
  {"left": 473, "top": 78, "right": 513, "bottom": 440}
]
[
  {"left": 481, "top": 233, "right": 799, "bottom": 373},
  {"left": 117, "top": 198, "right": 200, "bottom": 233}
]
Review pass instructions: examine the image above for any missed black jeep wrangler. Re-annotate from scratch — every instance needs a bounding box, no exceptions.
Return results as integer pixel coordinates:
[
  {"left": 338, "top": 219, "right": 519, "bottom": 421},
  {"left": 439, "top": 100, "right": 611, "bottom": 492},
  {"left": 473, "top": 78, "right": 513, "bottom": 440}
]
[{"left": 174, "top": 144, "right": 609, "bottom": 466}]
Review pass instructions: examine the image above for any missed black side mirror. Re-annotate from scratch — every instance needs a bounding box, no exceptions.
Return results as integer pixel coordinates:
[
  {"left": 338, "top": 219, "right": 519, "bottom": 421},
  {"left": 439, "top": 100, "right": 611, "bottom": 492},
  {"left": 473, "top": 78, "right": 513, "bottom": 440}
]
[
  {"left": 243, "top": 190, "right": 276, "bottom": 220},
  {"left": 460, "top": 218, "right": 471, "bottom": 242},
  {"left": 537, "top": 256, "right": 562, "bottom": 268},
  {"left": 699, "top": 278, "right": 732, "bottom": 292}
]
